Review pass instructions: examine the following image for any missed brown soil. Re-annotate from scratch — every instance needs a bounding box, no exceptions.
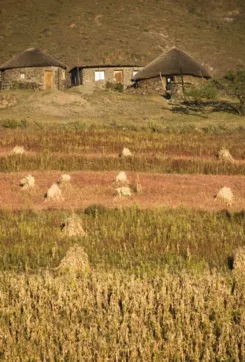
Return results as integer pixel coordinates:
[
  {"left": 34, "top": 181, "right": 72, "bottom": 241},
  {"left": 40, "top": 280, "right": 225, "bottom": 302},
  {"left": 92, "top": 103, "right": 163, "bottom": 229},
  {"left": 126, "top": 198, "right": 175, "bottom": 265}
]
[
  {"left": 0, "top": 89, "right": 169, "bottom": 121},
  {"left": 1, "top": 171, "right": 244, "bottom": 211}
]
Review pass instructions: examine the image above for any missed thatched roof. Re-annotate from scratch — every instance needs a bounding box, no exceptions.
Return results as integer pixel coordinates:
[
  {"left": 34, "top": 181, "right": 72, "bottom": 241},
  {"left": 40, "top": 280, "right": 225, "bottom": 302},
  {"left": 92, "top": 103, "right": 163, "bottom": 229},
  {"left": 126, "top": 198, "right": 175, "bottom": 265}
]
[
  {"left": 0, "top": 48, "right": 67, "bottom": 70},
  {"left": 132, "top": 47, "right": 211, "bottom": 81},
  {"left": 69, "top": 64, "right": 142, "bottom": 73}
]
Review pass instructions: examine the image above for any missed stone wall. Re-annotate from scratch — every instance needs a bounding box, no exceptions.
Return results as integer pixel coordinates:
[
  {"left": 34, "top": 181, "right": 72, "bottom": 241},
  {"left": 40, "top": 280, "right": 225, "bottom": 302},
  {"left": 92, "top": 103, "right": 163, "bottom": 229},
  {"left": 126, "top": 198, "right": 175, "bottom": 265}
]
[
  {"left": 0, "top": 66, "right": 66, "bottom": 90},
  {"left": 81, "top": 67, "right": 142, "bottom": 89},
  {"left": 127, "top": 76, "right": 208, "bottom": 95}
]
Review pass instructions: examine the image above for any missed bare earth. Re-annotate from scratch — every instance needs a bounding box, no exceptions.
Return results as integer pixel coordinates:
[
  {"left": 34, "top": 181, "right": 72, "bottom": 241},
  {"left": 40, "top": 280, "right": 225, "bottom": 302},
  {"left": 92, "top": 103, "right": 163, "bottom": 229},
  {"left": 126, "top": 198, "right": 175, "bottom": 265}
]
[{"left": 0, "top": 171, "right": 244, "bottom": 211}]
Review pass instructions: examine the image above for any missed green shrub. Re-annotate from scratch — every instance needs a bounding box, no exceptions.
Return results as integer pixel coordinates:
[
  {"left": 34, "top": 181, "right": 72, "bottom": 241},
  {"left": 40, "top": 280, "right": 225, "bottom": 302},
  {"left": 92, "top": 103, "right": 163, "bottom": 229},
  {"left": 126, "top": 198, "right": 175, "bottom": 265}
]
[
  {"left": 106, "top": 81, "right": 124, "bottom": 92},
  {"left": 84, "top": 204, "right": 108, "bottom": 217},
  {"left": 186, "top": 82, "right": 218, "bottom": 102},
  {"left": 220, "top": 68, "right": 245, "bottom": 116},
  {"left": 2, "top": 118, "right": 28, "bottom": 129}
]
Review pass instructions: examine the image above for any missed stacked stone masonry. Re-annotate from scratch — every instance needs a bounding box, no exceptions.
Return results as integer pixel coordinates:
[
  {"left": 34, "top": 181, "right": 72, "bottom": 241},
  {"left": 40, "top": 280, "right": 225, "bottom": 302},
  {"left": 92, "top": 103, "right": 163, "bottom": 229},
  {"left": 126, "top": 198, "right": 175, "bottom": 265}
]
[
  {"left": 0, "top": 66, "right": 66, "bottom": 90},
  {"left": 80, "top": 67, "right": 143, "bottom": 89}
]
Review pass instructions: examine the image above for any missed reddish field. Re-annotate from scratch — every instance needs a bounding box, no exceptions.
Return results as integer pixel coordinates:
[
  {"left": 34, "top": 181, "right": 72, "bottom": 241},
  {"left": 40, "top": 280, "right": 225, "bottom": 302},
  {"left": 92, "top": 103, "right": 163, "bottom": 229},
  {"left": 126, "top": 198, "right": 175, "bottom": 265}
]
[{"left": 0, "top": 171, "right": 244, "bottom": 211}]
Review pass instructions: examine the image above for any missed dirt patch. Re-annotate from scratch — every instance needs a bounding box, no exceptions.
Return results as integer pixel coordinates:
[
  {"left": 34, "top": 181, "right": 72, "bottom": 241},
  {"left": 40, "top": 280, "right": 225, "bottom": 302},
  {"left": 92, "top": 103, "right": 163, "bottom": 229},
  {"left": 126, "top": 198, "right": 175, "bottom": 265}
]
[
  {"left": 0, "top": 171, "right": 245, "bottom": 211},
  {"left": 0, "top": 94, "right": 17, "bottom": 109},
  {"left": 0, "top": 89, "right": 169, "bottom": 121}
]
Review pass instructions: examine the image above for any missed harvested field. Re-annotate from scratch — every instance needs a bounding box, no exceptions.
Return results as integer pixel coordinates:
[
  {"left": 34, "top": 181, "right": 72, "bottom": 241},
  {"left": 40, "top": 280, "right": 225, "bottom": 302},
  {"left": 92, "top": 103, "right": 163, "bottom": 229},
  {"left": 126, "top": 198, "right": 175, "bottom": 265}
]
[{"left": 1, "top": 171, "right": 245, "bottom": 211}]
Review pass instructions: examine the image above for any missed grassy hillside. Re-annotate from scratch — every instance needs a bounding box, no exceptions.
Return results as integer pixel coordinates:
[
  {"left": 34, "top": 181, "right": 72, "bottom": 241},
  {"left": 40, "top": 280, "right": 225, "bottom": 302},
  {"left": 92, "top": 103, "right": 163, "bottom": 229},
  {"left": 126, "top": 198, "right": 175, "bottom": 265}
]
[{"left": 0, "top": 0, "right": 245, "bottom": 73}]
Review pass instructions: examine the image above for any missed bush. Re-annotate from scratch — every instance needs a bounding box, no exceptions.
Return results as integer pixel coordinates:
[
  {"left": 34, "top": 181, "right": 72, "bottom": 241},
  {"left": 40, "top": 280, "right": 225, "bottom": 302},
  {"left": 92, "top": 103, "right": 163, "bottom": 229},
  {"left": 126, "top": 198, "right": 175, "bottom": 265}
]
[
  {"left": 106, "top": 81, "right": 124, "bottom": 92},
  {"left": 220, "top": 68, "right": 245, "bottom": 116},
  {"left": 186, "top": 82, "right": 218, "bottom": 102},
  {"left": 2, "top": 119, "right": 28, "bottom": 129},
  {"left": 84, "top": 204, "right": 108, "bottom": 217}
]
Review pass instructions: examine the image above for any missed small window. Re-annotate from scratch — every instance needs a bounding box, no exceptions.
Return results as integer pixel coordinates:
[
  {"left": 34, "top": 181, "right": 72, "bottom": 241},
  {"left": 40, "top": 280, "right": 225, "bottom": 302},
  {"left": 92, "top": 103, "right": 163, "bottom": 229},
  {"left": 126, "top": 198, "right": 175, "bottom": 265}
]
[
  {"left": 20, "top": 73, "right": 25, "bottom": 79},
  {"left": 95, "top": 71, "right": 105, "bottom": 81},
  {"left": 133, "top": 71, "right": 138, "bottom": 77}
]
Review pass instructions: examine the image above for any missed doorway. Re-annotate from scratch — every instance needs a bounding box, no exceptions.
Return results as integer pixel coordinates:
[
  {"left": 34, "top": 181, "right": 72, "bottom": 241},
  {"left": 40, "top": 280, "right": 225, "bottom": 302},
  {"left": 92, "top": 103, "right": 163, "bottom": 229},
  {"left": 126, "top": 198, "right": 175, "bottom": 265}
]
[
  {"left": 113, "top": 70, "right": 123, "bottom": 84},
  {"left": 44, "top": 71, "right": 53, "bottom": 89}
]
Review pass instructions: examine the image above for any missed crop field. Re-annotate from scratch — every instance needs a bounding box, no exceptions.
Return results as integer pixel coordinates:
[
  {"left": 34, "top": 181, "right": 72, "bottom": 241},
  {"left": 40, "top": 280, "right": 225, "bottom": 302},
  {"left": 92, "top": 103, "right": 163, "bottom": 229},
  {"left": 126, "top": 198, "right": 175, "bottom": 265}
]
[{"left": 1, "top": 115, "right": 245, "bottom": 361}]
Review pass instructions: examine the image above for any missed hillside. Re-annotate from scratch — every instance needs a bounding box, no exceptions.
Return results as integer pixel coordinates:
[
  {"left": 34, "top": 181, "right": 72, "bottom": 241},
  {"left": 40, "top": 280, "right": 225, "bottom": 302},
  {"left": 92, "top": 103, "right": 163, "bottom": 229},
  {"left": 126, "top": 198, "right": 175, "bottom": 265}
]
[{"left": 0, "top": 0, "right": 245, "bottom": 75}]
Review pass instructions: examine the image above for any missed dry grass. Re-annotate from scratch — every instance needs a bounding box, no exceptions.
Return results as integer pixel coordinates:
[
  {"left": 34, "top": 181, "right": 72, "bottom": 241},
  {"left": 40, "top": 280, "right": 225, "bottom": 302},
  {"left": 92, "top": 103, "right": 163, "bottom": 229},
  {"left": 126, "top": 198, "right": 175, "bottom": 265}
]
[
  {"left": 56, "top": 244, "right": 89, "bottom": 273},
  {"left": 0, "top": 171, "right": 245, "bottom": 211},
  {"left": 233, "top": 246, "right": 245, "bottom": 273},
  {"left": 45, "top": 183, "right": 63, "bottom": 202},
  {"left": 119, "top": 147, "right": 133, "bottom": 157},
  {"left": 116, "top": 185, "right": 132, "bottom": 197},
  {"left": 61, "top": 214, "right": 86, "bottom": 237},
  {"left": 19, "top": 174, "right": 35, "bottom": 190},
  {"left": 10, "top": 145, "right": 25, "bottom": 155},
  {"left": 1, "top": 269, "right": 245, "bottom": 361},
  {"left": 214, "top": 186, "right": 234, "bottom": 206},
  {"left": 218, "top": 148, "right": 234, "bottom": 163}
]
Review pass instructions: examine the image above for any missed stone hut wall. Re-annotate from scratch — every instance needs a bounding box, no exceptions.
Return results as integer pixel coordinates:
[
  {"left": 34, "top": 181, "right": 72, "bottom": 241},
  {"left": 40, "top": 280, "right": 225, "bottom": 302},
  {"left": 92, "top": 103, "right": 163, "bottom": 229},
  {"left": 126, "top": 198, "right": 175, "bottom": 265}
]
[
  {"left": 81, "top": 67, "right": 142, "bottom": 89},
  {"left": 128, "top": 76, "right": 207, "bottom": 95},
  {"left": 0, "top": 66, "right": 66, "bottom": 90}
]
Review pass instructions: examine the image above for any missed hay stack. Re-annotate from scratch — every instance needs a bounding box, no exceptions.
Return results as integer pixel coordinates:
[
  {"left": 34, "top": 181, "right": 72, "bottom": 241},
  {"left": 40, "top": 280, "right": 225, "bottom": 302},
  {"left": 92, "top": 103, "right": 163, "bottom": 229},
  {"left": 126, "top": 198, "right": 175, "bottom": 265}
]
[
  {"left": 214, "top": 187, "right": 233, "bottom": 206},
  {"left": 45, "top": 183, "right": 63, "bottom": 201},
  {"left": 218, "top": 148, "right": 234, "bottom": 163},
  {"left": 116, "top": 186, "right": 132, "bottom": 197},
  {"left": 56, "top": 244, "right": 90, "bottom": 273},
  {"left": 114, "top": 171, "right": 132, "bottom": 197},
  {"left": 135, "top": 175, "right": 143, "bottom": 194},
  {"left": 57, "top": 174, "right": 71, "bottom": 185},
  {"left": 119, "top": 147, "right": 133, "bottom": 157},
  {"left": 20, "top": 175, "right": 35, "bottom": 190},
  {"left": 60, "top": 214, "right": 86, "bottom": 237},
  {"left": 233, "top": 247, "right": 245, "bottom": 273},
  {"left": 115, "top": 171, "right": 129, "bottom": 186},
  {"left": 10, "top": 146, "right": 25, "bottom": 155}
]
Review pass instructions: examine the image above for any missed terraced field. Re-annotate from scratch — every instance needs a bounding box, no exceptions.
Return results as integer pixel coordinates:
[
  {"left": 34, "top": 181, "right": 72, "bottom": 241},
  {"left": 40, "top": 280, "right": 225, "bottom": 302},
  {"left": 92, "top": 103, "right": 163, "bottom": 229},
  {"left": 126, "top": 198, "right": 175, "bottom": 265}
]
[{"left": 1, "top": 107, "right": 245, "bottom": 361}]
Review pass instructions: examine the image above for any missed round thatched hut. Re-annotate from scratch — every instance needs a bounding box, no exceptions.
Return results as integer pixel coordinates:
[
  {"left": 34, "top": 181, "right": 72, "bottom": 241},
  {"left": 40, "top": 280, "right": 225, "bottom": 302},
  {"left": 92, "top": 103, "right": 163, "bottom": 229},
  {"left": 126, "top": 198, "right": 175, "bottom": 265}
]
[
  {"left": 131, "top": 47, "right": 212, "bottom": 95},
  {"left": 0, "top": 48, "right": 67, "bottom": 90}
]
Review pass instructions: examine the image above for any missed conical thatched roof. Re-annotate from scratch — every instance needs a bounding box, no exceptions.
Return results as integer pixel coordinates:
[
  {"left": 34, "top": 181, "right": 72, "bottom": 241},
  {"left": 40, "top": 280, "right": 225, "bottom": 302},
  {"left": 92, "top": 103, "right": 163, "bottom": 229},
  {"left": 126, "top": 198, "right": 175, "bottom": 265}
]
[
  {"left": 0, "top": 48, "right": 66, "bottom": 70},
  {"left": 132, "top": 47, "right": 211, "bottom": 81}
]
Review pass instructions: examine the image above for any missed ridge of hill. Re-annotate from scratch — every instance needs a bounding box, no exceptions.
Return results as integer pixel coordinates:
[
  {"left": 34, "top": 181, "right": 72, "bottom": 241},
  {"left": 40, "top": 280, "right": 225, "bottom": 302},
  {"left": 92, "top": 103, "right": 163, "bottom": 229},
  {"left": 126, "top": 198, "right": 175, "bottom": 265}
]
[{"left": 0, "top": 0, "right": 245, "bottom": 75}]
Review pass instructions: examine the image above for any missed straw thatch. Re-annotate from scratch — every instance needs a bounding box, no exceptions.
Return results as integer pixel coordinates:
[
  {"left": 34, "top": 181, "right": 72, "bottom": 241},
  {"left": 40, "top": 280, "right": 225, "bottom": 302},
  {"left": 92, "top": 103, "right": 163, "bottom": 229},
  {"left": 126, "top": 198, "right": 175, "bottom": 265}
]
[
  {"left": 115, "top": 171, "right": 129, "bottom": 186},
  {"left": 233, "top": 246, "right": 245, "bottom": 273},
  {"left": 58, "top": 174, "right": 71, "bottom": 183},
  {"left": 56, "top": 244, "right": 90, "bottom": 273},
  {"left": 60, "top": 214, "right": 86, "bottom": 237},
  {"left": 20, "top": 175, "right": 35, "bottom": 190},
  {"left": 10, "top": 146, "right": 25, "bottom": 155},
  {"left": 135, "top": 175, "right": 143, "bottom": 194},
  {"left": 0, "top": 48, "right": 66, "bottom": 70},
  {"left": 45, "top": 183, "right": 63, "bottom": 201},
  {"left": 214, "top": 187, "right": 234, "bottom": 206},
  {"left": 116, "top": 186, "right": 132, "bottom": 197},
  {"left": 132, "top": 47, "right": 211, "bottom": 81},
  {"left": 119, "top": 147, "right": 133, "bottom": 157},
  {"left": 218, "top": 148, "right": 234, "bottom": 163}
]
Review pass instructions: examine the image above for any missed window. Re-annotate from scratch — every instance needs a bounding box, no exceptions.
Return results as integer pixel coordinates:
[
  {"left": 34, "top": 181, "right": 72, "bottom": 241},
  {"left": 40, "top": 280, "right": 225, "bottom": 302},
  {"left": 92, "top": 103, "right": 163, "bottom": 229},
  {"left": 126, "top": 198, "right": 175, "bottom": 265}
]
[
  {"left": 95, "top": 71, "right": 105, "bottom": 81},
  {"left": 20, "top": 73, "right": 25, "bottom": 79},
  {"left": 133, "top": 71, "right": 139, "bottom": 77}
]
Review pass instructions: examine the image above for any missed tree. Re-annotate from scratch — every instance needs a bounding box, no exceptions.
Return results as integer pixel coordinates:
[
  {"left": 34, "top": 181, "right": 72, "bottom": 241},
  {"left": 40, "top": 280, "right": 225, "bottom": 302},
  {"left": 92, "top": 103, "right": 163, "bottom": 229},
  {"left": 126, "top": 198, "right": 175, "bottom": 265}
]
[{"left": 221, "top": 68, "right": 245, "bottom": 116}]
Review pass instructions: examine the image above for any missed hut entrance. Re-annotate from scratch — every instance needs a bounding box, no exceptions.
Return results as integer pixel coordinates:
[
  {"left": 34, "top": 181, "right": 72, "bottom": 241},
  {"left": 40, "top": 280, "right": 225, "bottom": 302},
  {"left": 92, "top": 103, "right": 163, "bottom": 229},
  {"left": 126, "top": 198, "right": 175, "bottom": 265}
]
[
  {"left": 114, "top": 70, "right": 123, "bottom": 84},
  {"left": 44, "top": 70, "right": 53, "bottom": 89}
]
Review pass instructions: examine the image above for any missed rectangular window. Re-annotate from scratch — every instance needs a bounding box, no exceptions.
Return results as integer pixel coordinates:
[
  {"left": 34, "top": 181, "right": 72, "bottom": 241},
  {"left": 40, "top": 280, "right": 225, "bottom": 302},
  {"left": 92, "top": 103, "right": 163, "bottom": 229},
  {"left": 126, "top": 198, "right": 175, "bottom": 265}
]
[
  {"left": 20, "top": 73, "right": 25, "bottom": 79},
  {"left": 95, "top": 71, "right": 105, "bottom": 81}
]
